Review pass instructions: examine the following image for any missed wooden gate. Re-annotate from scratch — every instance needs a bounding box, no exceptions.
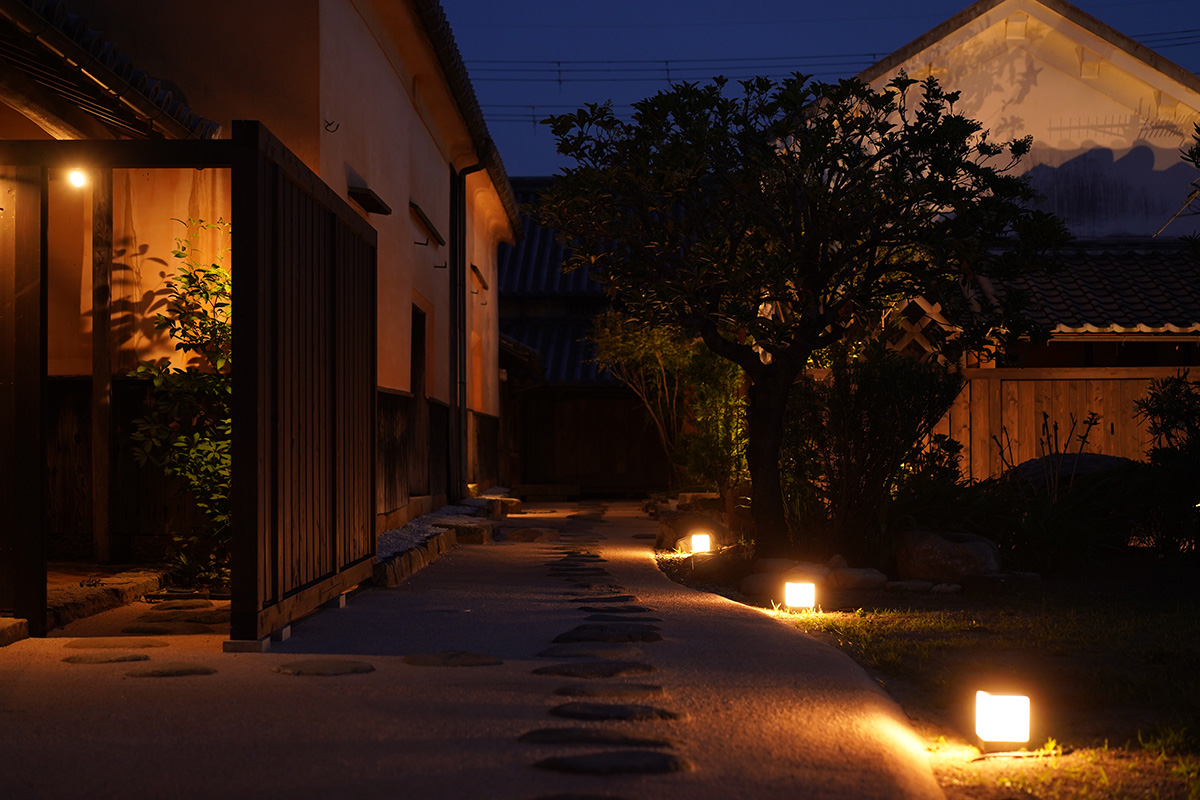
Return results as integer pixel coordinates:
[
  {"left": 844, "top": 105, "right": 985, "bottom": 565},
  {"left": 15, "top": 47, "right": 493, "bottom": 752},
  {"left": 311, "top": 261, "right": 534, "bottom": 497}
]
[{"left": 0, "top": 122, "right": 378, "bottom": 642}]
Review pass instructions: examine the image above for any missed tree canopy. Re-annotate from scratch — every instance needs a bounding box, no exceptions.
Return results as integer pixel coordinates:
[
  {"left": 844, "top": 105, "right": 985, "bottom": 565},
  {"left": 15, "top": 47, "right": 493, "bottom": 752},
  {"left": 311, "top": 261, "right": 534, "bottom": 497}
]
[{"left": 536, "top": 73, "right": 1067, "bottom": 555}]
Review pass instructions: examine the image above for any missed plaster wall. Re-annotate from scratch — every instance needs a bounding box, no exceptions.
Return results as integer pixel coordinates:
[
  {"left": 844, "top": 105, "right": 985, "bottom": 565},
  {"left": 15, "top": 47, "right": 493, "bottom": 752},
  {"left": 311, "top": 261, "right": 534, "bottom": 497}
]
[
  {"left": 465, "top": 172, "right": 504, "bottom": 417},
  {"left": 869, "top": 0, "right": 1200, "bottom": 237}
]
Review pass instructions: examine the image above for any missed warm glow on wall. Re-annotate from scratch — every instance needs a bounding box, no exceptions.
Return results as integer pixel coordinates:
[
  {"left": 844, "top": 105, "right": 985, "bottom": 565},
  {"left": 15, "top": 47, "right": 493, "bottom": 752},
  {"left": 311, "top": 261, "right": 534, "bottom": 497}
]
[
  {"left": 975, "top": 691, "right": 1030, "bottom": 743},
  {"left": 67, "top": 170, "right": 86, "bottom": 187},
  {"left": 784, "top": 581, "right": 816, "bottom": 609},
  {"left": 690, "top": 532, "right": 711, "bottom": 553}
]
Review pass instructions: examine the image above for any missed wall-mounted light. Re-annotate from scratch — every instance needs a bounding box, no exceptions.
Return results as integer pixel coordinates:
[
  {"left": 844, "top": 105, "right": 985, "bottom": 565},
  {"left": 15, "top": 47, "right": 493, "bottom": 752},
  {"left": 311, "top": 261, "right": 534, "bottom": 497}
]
[
  {"left": 784, "top": 581, "right": 816, "bottom": 610},
  {"left": 689, "top": 532, "right": 711, "bottom": 553},
  {"left": 975, "top": 691, "right": 1030, "bottom": 746},
  {"left": 68, "top": 170, "right": 86, "bottom": 187}
]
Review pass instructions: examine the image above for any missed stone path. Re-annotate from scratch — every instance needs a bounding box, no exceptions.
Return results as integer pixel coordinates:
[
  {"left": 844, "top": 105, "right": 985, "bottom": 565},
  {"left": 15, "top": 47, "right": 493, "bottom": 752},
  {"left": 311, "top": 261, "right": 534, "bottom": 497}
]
[{"left": 0, "top": 502, "right": 942, "bottom": 800}]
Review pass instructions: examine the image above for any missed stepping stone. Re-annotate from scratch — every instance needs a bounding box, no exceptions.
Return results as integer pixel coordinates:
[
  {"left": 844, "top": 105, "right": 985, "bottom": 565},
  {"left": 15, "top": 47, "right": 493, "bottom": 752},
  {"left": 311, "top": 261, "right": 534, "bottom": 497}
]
[
  {"left": 120, "top": 622, "right": 215, "bottom": 636},
  {"left": 584, "top": 614, "right": 664, "bottom": 623},
  {"left": 532, "top": 660, "right": 655, "bottom": 678},
  {"left": 538, "top": 642, "right": 641, "bottom": 659},
  {"left": 553, "top": 682, "right": 663, "bottom": 699},
  {"left": 549, "top": 702, "right": 683, "bottom": 721},
  {"left": 126, "top": 663, "right": 217, "bottom": 678},
  {"left": 570, "top": 594, "right": 635, "bottom": 603},
  {"left": 136, "top": 609, "right": 230, "bottom": 624},
  {"left": 552, "top": 625, "right": 662, "bottom": 644},
  {"left": 62, "top": 653, "right": 151, "bottom": 665},
  {"left": 402, "top": 651, "right": 503, "bottom": 667},
  {"left": 533, "top": 751, "right": 691, "bottom": 775},
  {"left": 64, "top": 637, "right": 169, "bottom": 649},
  {"left": 519, "top": 727, "right": 673, "bottom": 747},
  {"left": 148, "top": 599, "right": 214, "bottom": 611},
  {"left": 578, "top": 605, "right": 654, "bottom": 614},
  {"left": 275, "top": 659, "right": 376, "bottom": 676},
  {"left": 569, "top": 582, "right": 623, "bottom": 590},
  {"left": 506, "top": 528, "right": 560, "bottom": 542}
]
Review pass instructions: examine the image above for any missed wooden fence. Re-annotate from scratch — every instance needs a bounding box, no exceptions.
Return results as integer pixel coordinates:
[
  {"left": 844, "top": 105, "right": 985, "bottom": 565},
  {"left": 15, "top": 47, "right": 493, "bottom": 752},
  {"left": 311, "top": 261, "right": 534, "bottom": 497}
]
[{"left": 936, "top": 367, "right": 1175, "bottom": 480}]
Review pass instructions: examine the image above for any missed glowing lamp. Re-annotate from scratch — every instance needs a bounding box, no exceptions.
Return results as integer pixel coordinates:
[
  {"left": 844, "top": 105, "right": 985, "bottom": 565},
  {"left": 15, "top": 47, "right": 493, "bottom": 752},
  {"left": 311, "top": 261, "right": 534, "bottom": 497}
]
[
  {"left": 690, "top": 532, "right": 711, "bottom": 553},
  {"left": 68, "top": 170, "right": 86, "bottom": 187},
  {"left": 975, "top": 691, "right": 1030, "bottom": 744},
  {"left": 784, "top": 581, "right": 816, "bottom": 609}
]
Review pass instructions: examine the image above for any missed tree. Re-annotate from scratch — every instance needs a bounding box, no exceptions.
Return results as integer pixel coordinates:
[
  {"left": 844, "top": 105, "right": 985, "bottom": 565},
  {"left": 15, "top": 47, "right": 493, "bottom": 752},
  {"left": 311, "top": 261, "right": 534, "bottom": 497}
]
[{"left": 536, "top": 74, "right": 1066, "bottom": 556}]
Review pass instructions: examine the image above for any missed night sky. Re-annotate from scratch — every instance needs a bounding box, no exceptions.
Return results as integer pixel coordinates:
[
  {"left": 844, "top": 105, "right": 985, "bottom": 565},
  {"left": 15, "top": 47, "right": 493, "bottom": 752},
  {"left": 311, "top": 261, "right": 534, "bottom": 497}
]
[{"left": 439, "top": 0, "right": 1200, "bottom": 176}]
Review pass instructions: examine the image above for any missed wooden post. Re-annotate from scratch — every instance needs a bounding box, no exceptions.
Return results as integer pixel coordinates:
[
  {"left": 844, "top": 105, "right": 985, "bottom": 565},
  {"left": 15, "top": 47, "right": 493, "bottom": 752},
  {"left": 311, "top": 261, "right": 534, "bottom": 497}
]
[
  {"left": 0, "top": 166, "right": 48, "bottom": 634},
  {"left": 91, "top": 169, "right": 113, "bottom": 564}
]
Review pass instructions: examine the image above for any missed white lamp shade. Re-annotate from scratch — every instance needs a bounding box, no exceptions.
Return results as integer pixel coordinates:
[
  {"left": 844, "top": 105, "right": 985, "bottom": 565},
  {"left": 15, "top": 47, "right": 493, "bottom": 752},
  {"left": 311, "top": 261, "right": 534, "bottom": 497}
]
[
  {"left": 784, "top": 581, "right": 816, "bottom": 609},
  {"left": 68, "top": 170, "right": 86, "bottom": 187},
  {"left": 975, "top": 691, "right": 1030, "bottom": 743},
  {"left": 690, "top": 533, "right": 711, "bottom": 553}
]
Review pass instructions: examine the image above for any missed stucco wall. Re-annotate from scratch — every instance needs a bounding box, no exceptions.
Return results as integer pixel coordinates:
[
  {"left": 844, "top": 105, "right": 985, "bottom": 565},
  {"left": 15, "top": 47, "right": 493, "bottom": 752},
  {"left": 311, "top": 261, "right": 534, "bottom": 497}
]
[{"left": 868, "top": 0, "right": 1200, "bottom": 238}]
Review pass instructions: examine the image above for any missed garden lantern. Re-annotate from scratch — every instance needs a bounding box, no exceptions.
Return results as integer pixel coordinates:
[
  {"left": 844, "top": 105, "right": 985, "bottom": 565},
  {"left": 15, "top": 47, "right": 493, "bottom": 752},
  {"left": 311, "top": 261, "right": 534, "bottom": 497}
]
[
  {"left": 784, "top": 581, "right": 816, "bottom": 610},
  {"left": 690, "top": 532, "right": 712, "bottom": 553},
  {"left": 975, "top": 691, "right": 1030, "bottom": 745}
]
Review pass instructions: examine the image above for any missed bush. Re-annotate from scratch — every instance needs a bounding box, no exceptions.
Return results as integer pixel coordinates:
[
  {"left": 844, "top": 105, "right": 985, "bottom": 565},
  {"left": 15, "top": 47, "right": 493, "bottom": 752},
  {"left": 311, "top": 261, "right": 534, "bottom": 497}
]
[{"left": 128, "top": 219, "right": 232, "bottom": 588}]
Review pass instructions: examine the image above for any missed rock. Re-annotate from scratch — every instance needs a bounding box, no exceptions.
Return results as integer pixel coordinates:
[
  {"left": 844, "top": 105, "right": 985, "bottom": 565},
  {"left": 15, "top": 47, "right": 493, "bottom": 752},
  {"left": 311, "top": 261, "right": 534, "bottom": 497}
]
[
  {"left": 506, "top": 527, "right": 559, "bottom": 542},
  {"left": 1012, "top": 453, "right": 1132, "bottom": 484},
  {"left": 533, "top": 751, "right": 691, "bottom": 775},
  {"left": 826, "top": 568, "right": 888, "bottom": 590},
  {"left": 751, "top": 558, "right": 798, "bottom": 574},
  {"left": 738, "top": 571, "right": 782, "bottom": 598},
  {"left": 690, "top": 551, "right": 744, "bottom": 583},
  {"left": 553, "top": 682, "right": 663, "bottom": 699},
  {"left": 886, "top": 580, "right": 934, "bottom": 593},
  {"left": 500, "top": 497, "right": 523, "bottom": 514},
  {"left": 549, "top": 702, "right": 683, "bottom": 721},
  {"left": 62, "top": 653, "right": 151, "bottom": 664},
  {"left": 896, "top": 530, "right": 1001, "bottom": 583},
  {"left": 828, "top": 554, "right": 848, "bottom": 570},
  {"left": 552, "top": 625, "right": 662, "bottom": 644},
  {"left": 275, "top": 658, "right": 376, "bottom": 675},
  {"left": 532, "top": 661, "right": 655, "bottom": 679},
  {"left": 931, "top": 583, "right": 963, "bottom": 594},
  {"left": 538, "top": 643, "right": 642, "bottom": 660},
  {"left": 402, "top": 651, "right": 502, "bottom": 667},
  {"left": 126, "top": 663, "right": 217, "bottom": 678},
  {"left": 655, "top": 510, "right": 731, "bottom": 550},
  {"left": 518, "top": 727, "right": 673, "bottom": 747},
  {"left": 676, "top": 492, "right": 723, "bottom": 513},
  {"left": 782, "top": 563, "right": 831, "bottom": 581}
]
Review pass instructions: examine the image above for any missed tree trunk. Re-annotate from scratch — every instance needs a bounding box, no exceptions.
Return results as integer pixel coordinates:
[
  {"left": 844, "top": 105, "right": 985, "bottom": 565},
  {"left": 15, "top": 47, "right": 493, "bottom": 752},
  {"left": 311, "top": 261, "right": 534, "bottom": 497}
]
[{"left": 745, "top": 372, "right": 794, "bottom": 557}]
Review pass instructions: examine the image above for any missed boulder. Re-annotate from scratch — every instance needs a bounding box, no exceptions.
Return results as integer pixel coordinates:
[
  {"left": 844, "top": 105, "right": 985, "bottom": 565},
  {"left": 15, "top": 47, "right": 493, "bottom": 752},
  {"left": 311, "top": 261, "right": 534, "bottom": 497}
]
[
  {"left": 896, "top": 530, "right": 1001, "bottom": 583},
  {"left": 826, "top": 567, "right": 888, "bottom": 590},
  {"left": 676, "top": 492, "right": 724, "bottom": 513},
  {"left": 827, "top": 554, "right": 848, "bottom": 570},
  {"left": 1011, "top": 452, "right": 1132, "bottom": 485},
  {"left": 784, "top": 562, "right": 831, "bottom": 581},
  {"left": 738, "top": 571, "right": 783, "bottom": 598},
  {"left": 655, "top": 510, "right": 731, "bottom": 551}
]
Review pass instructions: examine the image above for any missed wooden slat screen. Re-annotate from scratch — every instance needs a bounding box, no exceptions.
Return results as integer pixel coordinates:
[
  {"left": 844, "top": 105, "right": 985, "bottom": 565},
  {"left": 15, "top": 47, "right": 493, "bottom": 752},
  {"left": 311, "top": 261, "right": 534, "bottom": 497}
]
[
  {"left": 231, "top": 122, "right": 377, "bottom": 641},
  {"left": 428, "top": 400, "right": 449, "bottom": 499}
]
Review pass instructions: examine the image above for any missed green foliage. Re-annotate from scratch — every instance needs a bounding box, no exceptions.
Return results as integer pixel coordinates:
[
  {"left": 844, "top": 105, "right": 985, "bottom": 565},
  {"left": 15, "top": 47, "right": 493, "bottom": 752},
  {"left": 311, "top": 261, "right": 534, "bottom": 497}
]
[
  {"left": 592, "top": 312, "right": 746, "bottom": 494},
  {"left": 781, "top": 342, "right": 965, "bottom": 565},
  {"left": 128, "top": 219, "right": 232, "bottom": 587},
  {"left": 537, "top": 71, "right": 1066, "bottom": 553},
  {"left": 1130, "top": 372, "right": 1200, "bottom": 558}
]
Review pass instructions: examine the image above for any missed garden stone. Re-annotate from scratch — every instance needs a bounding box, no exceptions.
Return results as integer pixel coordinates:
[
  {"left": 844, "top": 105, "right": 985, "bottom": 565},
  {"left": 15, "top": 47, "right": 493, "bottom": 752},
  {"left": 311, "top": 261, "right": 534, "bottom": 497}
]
[
  {"left": 577, "top": 605, "right": 654, "bottom": 614},
  {"left": 402, "top": 651, "right": 502, "bottom": 667},
  {"left": 533, "top": 751, "right": 691, "bottom": 775},
  {"left": 569, "top": 594, "right": 635, "bottom": 603},
  {"left": 751, "top": 558, "right": 797, "bottom": 574},
  {"left": 931, "top": 583, "right": 963, "bottom": 594},
  {"left": 519, "top": 727, "right": 673, "bottom": 747},
  {"left": 655, "top": 510, "right": 731, "bottom": 550},
  {"left": 886, "top": 580, "right": 934, "bottom": 593},
  {"left": 64, "top": 637, "right": 169, "bottom": 649},
  {"left": 785, "top": 562, "right": 831, "bottom": 580},
  {"left": 148, "top": 599, "right": 213, "bottom": 611},
  {"left": 532, "top": 660, "right": 655, "bottom": 678},
  {"left": 275, "top": 659, "right": 376, "bottom": 675},
  {"left": 62, "top": 653, "right": 151, "bottom": 664},
  {"left": 553, "top": 682, "right": 663, "bottom": 698},
  {"left": 826, "top": 568, "right": 888, "bottom": 590},
  {"left": 120, "top": 622, "right": 215, "bottom": 636},
  {"left": 538, "top": 643, "right": 642, "bottom": 659},
  {"left": 552, "top": 625, "right": 662, "bottom": 644},
  {"left": 828, "top": 554, "right": 848, "bottom": 570},
  {"left": 549, "top": 702, "right": 683, "bottom": 721},
  {"left": 506, "top": 527, "right": 560, "bottom": 542},
  {"left": 632, "top": 533, "right": 657, "bottom": 540},
  {"left": 896, "top": 529, "right": 1001, "bottom": 582},
  {"left": 126, "top": 663, "right": 217, "bottom": 678},
  {"left": 738, "top": 571, "right": 782, "bottom": 597}
]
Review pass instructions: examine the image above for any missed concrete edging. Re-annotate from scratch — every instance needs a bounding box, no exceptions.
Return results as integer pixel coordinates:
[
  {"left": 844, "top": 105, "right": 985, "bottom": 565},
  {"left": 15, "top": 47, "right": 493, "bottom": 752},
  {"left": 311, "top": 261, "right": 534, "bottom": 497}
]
[{"left": 372, "top": 529, "right": 460, "bottom": 588}]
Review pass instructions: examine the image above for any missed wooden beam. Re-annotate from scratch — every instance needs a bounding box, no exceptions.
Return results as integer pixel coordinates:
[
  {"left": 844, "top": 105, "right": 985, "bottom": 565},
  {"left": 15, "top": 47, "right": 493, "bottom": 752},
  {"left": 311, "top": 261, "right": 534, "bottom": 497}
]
[
  {"left": 0, "top": 61, "right": 114, "bottom": 140},
  {"left": 91, "top": 169, "right": 113, "bottom": 564}
]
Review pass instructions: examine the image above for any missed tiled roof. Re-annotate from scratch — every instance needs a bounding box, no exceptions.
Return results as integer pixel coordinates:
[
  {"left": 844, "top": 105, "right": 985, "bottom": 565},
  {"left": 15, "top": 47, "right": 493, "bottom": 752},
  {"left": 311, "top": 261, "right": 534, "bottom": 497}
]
[
  {"left": 500, "top": 316, "right": 615, "bottom": 385},
  {"left": 498, "top": 178, "right": 606, "bottom": 297},
  {"left": 0, "top": 0, "right": 220, "bottom": 139},
  {"left": 991, "top": 243, "right": 1200, "bottom": 334}
]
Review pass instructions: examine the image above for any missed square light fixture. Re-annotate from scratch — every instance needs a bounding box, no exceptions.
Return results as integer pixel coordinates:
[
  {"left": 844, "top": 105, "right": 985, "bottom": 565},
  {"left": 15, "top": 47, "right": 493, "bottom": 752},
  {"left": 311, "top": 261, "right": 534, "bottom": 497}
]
[
  {"left": 975, "top": 691, "right": 1030, "bottom": 745},
  {"left": 784, "top": 581, "right": 816, "bottom": 609},
  {"left": 690, "top": 532, "right": 712, "bottom": 553}
]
